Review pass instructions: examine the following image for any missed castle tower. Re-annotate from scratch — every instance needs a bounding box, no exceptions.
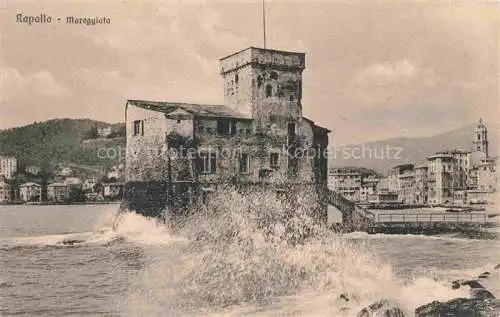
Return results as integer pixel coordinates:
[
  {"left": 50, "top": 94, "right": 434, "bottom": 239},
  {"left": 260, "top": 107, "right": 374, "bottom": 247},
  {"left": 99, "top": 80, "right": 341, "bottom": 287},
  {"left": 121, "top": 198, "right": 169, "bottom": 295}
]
[
  {"left": 472, "top": 118, "right": 488, "bottom": 157},
  {"left": 219, "top": 47, "right": 305, "bottom": 124}
]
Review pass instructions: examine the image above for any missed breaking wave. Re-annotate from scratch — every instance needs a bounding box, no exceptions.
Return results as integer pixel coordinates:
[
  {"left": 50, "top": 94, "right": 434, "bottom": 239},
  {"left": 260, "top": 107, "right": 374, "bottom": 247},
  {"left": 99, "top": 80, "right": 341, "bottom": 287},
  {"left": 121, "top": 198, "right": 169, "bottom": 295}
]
[
  {"left": 2, "top": 189, "right": 494, "bottom": 316},
  {"left": 0, "top": 206, "right": 183, "bottom": 250},
  {"left": 120, "top": 188, "right": 474, "bottom": 317}
]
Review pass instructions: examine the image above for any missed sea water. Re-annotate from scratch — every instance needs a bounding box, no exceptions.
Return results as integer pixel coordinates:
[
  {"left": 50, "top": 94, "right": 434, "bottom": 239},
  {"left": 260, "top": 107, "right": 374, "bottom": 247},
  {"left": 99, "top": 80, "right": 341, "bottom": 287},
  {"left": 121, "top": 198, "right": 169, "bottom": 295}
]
[{"left": 0, "top": 197, "right": 498, "bottom": 317}]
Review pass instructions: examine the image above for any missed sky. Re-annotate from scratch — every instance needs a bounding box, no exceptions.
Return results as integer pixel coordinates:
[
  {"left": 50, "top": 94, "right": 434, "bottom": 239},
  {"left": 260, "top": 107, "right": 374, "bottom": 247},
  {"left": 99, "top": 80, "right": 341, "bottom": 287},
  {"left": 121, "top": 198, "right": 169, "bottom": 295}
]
[{"left": 1, "top": 0, "right": 498, "bottom": 145}]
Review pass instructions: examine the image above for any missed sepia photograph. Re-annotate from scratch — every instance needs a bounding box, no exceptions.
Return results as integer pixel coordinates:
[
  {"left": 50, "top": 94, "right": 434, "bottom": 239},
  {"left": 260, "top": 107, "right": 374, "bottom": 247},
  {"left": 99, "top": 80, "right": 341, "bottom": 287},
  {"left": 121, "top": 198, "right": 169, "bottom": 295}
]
[{"left": 0, "top": 1, "right": 499, "bottom": 316}]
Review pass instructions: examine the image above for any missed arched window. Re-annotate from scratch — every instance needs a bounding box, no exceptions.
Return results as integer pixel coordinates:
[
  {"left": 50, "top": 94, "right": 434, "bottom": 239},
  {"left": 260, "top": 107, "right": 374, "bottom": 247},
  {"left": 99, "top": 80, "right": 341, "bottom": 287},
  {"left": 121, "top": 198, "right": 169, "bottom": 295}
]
[
  {"left": 270, "top": 71, "right": 278, "bottom": 80},
  {"left": 265, "top": 85, "right": 273, "bottom": 97},
  {"left": 235, "top": 73, "right": 239, "bottom": 84}
]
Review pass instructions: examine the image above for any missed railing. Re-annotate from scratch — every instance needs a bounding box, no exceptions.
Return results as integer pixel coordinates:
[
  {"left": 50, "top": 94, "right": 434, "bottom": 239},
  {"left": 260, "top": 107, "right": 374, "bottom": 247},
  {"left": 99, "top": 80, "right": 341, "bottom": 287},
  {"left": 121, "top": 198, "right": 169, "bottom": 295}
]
[{"left": 375, "top": 212, "right": 487, "bottom": 224}]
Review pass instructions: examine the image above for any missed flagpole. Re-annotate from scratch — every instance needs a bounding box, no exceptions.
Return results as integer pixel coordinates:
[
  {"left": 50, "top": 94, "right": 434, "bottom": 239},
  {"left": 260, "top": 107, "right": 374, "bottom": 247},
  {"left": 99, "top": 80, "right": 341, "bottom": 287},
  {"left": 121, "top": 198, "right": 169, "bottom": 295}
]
[{"left": 263, "top": 0, "right": 266, "bottom": 48}]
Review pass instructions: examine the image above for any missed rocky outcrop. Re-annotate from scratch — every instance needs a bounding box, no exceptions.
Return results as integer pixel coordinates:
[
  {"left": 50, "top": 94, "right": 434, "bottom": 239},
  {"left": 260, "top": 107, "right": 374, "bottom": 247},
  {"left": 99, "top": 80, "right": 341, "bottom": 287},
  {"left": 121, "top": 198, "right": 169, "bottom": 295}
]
[
  {"left": 415, "top": 298, "right": 499, "bottom": 317},
  {"left": 356, "top": 265, "right": 500, "bottom": 317},
  {"left": 415, "top": 265, "right": 500, "bottom": 317},
  {"left": 357, "top": 299, "right": 407, "bottom": 317}
]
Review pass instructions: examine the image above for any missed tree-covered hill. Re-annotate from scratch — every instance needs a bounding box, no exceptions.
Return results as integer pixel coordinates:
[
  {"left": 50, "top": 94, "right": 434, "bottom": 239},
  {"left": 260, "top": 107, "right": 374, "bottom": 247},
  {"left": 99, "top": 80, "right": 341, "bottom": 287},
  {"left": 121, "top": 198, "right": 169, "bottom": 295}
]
[{"left": 0, "top": 118, "right": 125, "bottom": 170}]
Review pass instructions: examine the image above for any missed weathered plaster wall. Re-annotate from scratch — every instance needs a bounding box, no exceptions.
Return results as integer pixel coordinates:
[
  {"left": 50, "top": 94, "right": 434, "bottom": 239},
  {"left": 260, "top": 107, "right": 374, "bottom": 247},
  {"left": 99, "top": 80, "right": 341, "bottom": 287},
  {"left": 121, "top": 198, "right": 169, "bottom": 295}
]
[{"left": 126, "top": 103, "right": 192, "bottom": 182}]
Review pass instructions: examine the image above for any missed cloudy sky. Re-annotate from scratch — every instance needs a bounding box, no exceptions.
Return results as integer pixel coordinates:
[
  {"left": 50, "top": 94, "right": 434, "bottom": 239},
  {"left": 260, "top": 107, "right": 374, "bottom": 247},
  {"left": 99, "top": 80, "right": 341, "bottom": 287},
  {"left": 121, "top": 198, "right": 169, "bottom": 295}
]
[{"left": 1, "top": 0, "right": 498, "bottom": 145}]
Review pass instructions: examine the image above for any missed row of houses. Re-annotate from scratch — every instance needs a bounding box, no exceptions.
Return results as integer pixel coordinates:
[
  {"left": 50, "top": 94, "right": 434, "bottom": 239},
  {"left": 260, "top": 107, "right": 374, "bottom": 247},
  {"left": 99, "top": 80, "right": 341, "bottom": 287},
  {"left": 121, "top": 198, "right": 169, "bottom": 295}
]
[
  {"left": 0, "top": 178, "right": 124, "bottom": 204},
  {"left": 329, "top": 119, "right": 498, "bottom": 206}
]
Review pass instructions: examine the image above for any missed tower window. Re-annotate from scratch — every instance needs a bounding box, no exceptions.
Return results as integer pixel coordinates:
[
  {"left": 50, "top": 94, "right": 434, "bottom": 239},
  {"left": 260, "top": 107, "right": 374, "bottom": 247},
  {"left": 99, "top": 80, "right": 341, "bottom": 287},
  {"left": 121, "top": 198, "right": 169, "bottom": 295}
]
[
  {"left": 235, "top": 73, "right": 239, "bottom": 84},
  {"left": 270, "top": 71, "right": 278, "bottom": 80},
  {"left": 239, "top": 153, "right": 249, "bottom": 174},
  {"left": 265, "top": 85, "right": 273, "bottom": 97},
  {"left": 257, "top": 76, "right": 263, "bottom": 88},
  {"left": 270, "top": 152, "right": 280, "bottom": 170}
]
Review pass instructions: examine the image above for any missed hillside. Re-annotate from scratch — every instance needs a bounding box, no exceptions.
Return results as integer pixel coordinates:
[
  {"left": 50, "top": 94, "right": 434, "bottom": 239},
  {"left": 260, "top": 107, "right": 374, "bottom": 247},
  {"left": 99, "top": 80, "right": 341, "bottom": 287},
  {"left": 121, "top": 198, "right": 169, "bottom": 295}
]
[
  {"left": 2, "top": 119, "right": 496, "bottom": 177},
  {"left": 0, "top": 119, "right": 125, "bottom": 172},
  {"left": 329, "top": 123, "right": 499, "bottom": 173}
]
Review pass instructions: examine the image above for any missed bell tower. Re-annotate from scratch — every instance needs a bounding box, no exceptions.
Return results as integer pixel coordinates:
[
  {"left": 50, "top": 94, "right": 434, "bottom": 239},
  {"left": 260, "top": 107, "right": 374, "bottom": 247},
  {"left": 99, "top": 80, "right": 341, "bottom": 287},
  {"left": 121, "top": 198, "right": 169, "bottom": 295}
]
[
  {"left": 219, "top": 47, "right": 305, "bottom": 124},
  {"left": 472, "top": 118, "right": 488, "bottom": 157}
]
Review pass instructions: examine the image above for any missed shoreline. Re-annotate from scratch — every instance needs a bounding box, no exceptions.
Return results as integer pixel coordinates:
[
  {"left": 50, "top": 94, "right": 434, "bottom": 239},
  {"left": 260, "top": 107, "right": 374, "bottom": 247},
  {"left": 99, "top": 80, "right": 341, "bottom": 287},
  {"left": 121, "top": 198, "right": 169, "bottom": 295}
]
[{"left": 0, "top": 201, "right": 122, "bottom": 206}]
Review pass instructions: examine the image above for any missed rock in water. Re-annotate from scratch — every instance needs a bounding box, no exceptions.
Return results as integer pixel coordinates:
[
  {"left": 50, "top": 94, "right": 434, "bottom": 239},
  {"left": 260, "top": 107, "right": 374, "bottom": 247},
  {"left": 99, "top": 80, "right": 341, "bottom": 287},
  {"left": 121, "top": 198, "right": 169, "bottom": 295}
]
[
  {"left": 61, "top": 239, "right": 84, "bottom": 245},
  {"left": 415, "top": 298, "right": 500, "bottom": 317},
  {"left": 357, "top": 299, "right": 407, "bottom": 317}
]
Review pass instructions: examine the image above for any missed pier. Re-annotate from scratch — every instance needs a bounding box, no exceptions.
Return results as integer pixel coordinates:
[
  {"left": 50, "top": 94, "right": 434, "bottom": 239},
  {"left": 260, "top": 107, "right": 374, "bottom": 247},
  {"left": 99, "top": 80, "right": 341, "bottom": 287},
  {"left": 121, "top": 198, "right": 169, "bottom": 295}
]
[{"left": 327, "top": 189, "right": 490, "bottom": 233}]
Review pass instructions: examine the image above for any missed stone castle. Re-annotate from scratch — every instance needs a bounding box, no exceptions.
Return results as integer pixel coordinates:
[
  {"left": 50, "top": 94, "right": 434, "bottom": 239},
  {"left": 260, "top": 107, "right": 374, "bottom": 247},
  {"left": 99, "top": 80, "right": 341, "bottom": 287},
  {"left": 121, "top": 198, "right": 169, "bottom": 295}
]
[{"left": 124, "top": 47, "right": 330, "bottom": 218}]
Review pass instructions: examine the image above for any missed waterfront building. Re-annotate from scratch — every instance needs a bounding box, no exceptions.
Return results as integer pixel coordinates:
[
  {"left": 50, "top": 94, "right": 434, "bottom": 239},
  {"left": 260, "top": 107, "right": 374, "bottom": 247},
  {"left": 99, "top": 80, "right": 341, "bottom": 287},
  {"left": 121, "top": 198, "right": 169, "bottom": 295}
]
[
  {"left": 377, "top": 177, "right": 389, "bottom": 192},
  {"left": 387, "top": 168, "right": 399, "bottom": 194},
  {"left": 453, "top": 189, "right": 467, "bottom": 205},
  {"left": 19, "top": 182, "right": 42, "bottom": 202},
  {"left": 0, "top": 156, "right": 17, "bottom": 179},
  {"left": 83, "top": 178, "right": 97, "bottom": 191},
  {"left": 98, "top": 126, "right": 112, "bottom": 137},
  {"left": 58, "top": 167, "right": 73, "bottom": 177},
  {"left": 466, "top": 157, "right": 498, "bottom": 204},
  {"left": 47, "top": 183, "right": 70, "bottom": 202},
  {"left": 414, "top": 165, "right": 428, "bottom": 205},
  {"left": 398, "top": 166, "right": 416, "bottom": 204},
  {"left": 328, "top": 167, "right": 362, "bottom": 201},
  {"left": 103, "top": 182, "right": 123, "bottom": 199},
  {"left": 64, "top": 177, "right": 83, "bottom": 189},
  {"left": 426, "top": 152, "right": 456, "bottom": 205},
  {"left": 367, "top": 192, "right": 400, "bottom": 204},
  {"left": 25, "top": 165, "right": 41, "bottom": 176},
  {"left": 476, "top": 158, "right": 497, "bottom": 192},
  {"left": 450, "top": 149, "right": 471, "bottom": 190},
  {"left": 125, "top": 47, "right": 330, "bottom": 216},
  {"left": 360, "top": 175, "right": 379, "bottom": 202},
  {"left": 425, "top": 149, "right": 471, "bottom": 205},
  {"left": 106, "top": 166, "right": 122, "bottom": 180},
  {"left": 386, "top": 164, "right": 415, "bottom": 204},
  {"left": 0, "top": 181, "right": 11, "bottom": 203}
]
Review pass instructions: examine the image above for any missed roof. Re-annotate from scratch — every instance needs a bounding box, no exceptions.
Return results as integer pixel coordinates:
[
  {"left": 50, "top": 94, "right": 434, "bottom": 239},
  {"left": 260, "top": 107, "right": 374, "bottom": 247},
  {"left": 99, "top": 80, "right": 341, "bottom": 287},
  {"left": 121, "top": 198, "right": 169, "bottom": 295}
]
[
  {"left": 303, "top": 117, "right": 332, "bottom": 133},
  {"left": 219, "top": 46, "right": 306, "bottom": 61},
  {"left": 48, "top": 182, "right": 68, "bottom": 187},
  {"left": 127, "top": 101, "right": 331, "bottom": 131},
  {"left": 19, "top": 182, "right": 41, "bottom": 187},
  {"left": 127, "top": 100, "right": 250, "bottom": 119},
  {"left": 392, "top": 163, "right": 414, "bottom": 169},
  {"left": 427, "top": 152, "right": 454, "bottom": 160},
  {"left": 64, "top": 177, "right": 82, "bottom": 184},
  {"left": 415, "top": 164, "right": 428, "bottom": 169}
]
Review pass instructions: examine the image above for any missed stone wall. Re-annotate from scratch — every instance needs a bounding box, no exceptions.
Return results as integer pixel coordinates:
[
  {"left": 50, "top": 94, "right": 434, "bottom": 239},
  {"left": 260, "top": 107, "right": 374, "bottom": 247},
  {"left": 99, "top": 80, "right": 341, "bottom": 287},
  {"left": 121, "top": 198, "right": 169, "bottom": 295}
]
[
  {"left": 220, "top": 48, "right": 305, "bottom": 123},
  {"left": 126, "top": 103, "right": 194, "bottom": 182}
]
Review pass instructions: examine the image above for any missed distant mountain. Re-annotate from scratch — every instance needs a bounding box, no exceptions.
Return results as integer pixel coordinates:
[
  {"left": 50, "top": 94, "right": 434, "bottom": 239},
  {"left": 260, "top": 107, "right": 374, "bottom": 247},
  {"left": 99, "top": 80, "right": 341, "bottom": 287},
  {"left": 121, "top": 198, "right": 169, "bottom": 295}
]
[
  {"left": 329, "top": 123, "right": 499, "bottom": 174},
  {"left": 0, "top": 119, "right": 125, "bottom": 173}
]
